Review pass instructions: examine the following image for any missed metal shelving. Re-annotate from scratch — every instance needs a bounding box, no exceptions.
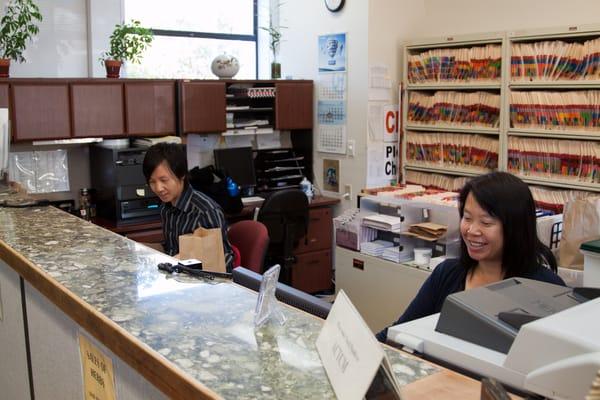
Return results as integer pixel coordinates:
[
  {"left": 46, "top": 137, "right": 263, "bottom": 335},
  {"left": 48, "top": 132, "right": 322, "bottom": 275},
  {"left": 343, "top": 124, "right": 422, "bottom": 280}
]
[
  {"left": 505, "top": 24, "right": 600, "bottom": 192},
  {"left": 405, "top": 124, "right": 500, "bottom": 135},
  {"left": 402, "top": 32, "right": 505, "bottom": 183},
  {"left": 402, "top": 25, "right": 600, "bottom": 194},
  {"left": 404, "top": 164, "right": 486, "bottom": 177}
]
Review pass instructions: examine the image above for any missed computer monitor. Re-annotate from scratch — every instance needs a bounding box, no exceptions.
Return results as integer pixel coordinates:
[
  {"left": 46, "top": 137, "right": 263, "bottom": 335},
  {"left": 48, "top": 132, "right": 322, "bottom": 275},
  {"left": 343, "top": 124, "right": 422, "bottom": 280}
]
[
  {"left": 214, "top": 147, "right": 257, "bottom": 190},
  {"left": 232, "top": 266, "right": 332, "bottom": 319}
]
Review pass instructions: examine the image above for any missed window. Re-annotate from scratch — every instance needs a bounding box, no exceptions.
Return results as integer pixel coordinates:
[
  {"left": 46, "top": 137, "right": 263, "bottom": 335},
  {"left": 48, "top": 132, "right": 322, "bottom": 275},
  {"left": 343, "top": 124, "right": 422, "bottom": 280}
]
[{"left": 124, "top": 0, "right": 257, "bottom": 79}]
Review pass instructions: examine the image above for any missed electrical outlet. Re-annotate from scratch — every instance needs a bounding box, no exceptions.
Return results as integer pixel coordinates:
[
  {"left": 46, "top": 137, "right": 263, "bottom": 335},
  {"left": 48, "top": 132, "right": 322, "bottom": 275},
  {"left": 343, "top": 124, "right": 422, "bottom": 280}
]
[
  {"left": 343, "top": 184, "right": 352, "bottom": 200},
  {"left": 347, "top": 139, "right": 355, "bottom": 157}
]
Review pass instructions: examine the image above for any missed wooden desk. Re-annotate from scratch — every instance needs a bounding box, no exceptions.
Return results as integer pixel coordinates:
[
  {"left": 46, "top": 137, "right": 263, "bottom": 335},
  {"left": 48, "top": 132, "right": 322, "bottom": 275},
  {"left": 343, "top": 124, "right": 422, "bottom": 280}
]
[
  {"left": 92, "top": 216, "right": 163, "bottom": 242},
  {"left": 95, "top": 195, "right": 340, "bottom": 294}
]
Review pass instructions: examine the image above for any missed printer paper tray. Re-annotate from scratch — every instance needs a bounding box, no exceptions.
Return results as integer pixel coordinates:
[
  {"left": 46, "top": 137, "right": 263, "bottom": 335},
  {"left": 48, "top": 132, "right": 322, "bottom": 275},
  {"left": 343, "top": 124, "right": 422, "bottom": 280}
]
[{"left": 388, "top": 314, "right": 525, "bottom": 391}]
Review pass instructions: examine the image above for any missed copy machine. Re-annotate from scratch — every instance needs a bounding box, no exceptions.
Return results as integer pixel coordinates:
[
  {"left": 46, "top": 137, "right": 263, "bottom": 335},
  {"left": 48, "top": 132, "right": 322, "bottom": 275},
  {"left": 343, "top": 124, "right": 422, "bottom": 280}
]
[{"left": 388, "top": 278, "right": 600, "bottom": 400}]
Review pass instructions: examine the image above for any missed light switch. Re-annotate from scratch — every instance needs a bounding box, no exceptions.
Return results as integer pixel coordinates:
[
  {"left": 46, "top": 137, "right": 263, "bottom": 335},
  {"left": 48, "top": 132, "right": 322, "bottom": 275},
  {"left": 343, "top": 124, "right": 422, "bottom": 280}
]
[
  {"left": 343, "top": 184, "right": 352, "bottom": 200},
  {"left": 347, "top": 139, "right": 355, "bottom": 157}
]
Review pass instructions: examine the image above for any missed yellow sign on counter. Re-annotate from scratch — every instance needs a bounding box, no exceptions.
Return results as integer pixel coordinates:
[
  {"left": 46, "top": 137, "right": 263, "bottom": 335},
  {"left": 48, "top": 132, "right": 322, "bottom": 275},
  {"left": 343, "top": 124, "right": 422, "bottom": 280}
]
[{"left": 79, "top": 333, "right": 116, "bottom": 400}]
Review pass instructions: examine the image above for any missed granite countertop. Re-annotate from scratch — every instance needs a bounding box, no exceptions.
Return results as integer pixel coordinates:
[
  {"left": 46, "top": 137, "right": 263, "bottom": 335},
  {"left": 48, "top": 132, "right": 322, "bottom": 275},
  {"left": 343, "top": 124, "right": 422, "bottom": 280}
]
[{"left": 0, "top": 202, "right": 438, "bottom": 399}]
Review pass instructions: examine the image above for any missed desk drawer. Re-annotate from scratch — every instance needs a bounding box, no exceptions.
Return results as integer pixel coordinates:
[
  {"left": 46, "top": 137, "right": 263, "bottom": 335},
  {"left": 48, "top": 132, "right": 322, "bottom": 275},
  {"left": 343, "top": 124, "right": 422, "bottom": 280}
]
[
  {"left": 291, "top": 249, "right": 332, "bottom": 293},
  {"left": 125, "top": 228, "right": 164, "bottom": 243},
  {"left": 294, "top": 207, "right": 332, "bottom": 254}
]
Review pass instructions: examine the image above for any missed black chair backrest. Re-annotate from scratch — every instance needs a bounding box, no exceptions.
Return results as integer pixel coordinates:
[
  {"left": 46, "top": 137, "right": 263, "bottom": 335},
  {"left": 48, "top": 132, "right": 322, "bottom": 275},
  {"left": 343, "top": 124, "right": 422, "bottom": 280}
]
[
  {"left": 257, "top": 189, "right": 308, "bottom": 245},
  {"left": 232, "top": 266, "right": 332, "bottom": 319}
]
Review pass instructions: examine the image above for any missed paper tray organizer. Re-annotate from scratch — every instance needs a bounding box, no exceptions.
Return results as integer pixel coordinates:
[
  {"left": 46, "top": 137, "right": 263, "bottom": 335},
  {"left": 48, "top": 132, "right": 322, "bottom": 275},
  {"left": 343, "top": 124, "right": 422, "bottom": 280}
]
[{"left": 334, "top": 209, "right": 378, "bottom": 251}]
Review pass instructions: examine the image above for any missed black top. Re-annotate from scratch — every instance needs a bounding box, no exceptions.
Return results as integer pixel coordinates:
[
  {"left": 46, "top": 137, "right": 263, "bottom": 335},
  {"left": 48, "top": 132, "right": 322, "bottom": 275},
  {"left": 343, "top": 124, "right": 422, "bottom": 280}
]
[
  {"left": 375, "top": 258, "right": 566, "bottom": 342},
  {"left": 161, "top": 185, "right": 234, "bottom": 271}
]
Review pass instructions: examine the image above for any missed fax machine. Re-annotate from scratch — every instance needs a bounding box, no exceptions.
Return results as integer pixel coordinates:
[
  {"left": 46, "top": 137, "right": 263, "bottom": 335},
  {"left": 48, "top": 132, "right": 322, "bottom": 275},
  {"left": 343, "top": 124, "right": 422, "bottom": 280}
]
[{"left": 388, "top": 278, "right": 600, "bottom": 400}]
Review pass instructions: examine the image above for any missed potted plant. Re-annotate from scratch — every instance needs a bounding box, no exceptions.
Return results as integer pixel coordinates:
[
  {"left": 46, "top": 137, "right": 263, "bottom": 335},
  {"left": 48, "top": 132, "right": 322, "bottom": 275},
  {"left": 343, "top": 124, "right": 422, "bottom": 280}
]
[
  {"left": 261, "top": 1, "right": 285, "bottom": 79},
  {"left": 0, "top": 0, "right": 43, "bottom": 78},
  {"left": 261, "top": 24, "right": 284, "bottom": 79},
  {"left": 100, "top": 20, "right": 153, "bottom": 78}
]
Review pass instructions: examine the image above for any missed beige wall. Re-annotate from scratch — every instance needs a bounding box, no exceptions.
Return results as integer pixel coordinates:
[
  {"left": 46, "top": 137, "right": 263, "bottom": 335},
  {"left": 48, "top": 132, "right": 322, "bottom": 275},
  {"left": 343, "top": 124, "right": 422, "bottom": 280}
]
[
  {"left": 278, "top": 0, "right": 369, "bottom": 210},
  {"left": 416, "top": 0, "right": 600, "bottom": 37}
]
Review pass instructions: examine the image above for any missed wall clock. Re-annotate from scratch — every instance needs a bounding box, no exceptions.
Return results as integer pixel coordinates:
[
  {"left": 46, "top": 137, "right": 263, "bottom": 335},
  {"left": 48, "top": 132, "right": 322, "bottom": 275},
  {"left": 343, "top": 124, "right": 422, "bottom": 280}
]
[{"left": 325, "top": 0, "right": 345, "bottom": 13}]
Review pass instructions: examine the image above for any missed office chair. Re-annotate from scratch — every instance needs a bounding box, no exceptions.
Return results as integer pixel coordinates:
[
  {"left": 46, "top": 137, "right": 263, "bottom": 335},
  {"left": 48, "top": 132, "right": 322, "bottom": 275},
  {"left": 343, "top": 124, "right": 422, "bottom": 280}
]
[
  {"left": 228, "top": 220, "right": 269, "bottom": 273},
  {"left": 256, "top": 189, "right": 309, "bottom": 285},
  {"left": 232, "top": 266, "right": 332, "bottom": 319}
]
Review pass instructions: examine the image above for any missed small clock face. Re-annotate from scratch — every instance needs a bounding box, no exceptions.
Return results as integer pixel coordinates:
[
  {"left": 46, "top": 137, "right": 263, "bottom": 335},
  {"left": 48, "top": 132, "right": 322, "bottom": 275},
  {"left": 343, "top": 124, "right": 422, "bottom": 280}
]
[{"left": 325, "top": 0, "right": 345, "bottom": 12}]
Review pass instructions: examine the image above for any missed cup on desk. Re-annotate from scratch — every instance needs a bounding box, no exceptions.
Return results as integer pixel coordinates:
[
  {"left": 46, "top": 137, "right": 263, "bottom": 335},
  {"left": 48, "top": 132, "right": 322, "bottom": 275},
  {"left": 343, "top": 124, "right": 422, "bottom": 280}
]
[{"left": 414, "top": 248, "right": 432, "bottom": 267}]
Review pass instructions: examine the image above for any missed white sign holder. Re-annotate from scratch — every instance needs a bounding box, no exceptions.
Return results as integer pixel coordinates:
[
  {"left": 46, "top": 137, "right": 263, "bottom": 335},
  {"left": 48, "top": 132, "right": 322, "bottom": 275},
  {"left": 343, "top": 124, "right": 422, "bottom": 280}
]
[
  {"left": 254, "top": 265, "right": 286, "bottom": 327},
  {"left": 316, "top": 290, "right": 402, "bottom": 400}
]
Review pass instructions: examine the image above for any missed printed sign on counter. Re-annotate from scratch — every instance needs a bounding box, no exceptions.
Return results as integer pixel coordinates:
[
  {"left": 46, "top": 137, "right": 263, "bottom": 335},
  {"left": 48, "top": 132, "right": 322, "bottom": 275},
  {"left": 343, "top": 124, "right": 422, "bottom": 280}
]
[
  {"left": 79, "top": 333, "right": 116, "bottom": 400},
  {"left": 316, "top": 290, "right": 402, "bottom": 400}
]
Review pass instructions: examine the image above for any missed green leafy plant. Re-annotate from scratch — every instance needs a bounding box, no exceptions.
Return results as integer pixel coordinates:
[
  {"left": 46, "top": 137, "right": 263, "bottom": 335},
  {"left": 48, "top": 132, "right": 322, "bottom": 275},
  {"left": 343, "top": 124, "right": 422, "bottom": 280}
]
[
  {"left": 100, "top": 20, "right": 153, "bottom": 65},
  {"left": 261, "top": 24, "right": 286, "bottom": 62},
  {"left": 0, "top": 0, "right": 43, "bottom": 62},
  {"left": 260, "top": 0, "right": 286, "bottom": 62}
]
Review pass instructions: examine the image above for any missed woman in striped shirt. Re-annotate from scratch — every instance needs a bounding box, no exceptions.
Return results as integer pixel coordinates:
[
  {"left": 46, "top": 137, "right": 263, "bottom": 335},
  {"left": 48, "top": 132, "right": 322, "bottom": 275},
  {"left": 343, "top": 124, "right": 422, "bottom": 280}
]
[{"left": 142, "top": 143, "right": 234, "bottom": 271}]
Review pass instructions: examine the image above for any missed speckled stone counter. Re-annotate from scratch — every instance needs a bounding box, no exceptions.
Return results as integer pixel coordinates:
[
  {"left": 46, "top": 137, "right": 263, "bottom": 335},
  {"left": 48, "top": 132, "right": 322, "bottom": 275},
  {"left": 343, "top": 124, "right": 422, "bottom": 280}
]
[{"left": 0, "top": 202, "right": 439, "bottom": 399}]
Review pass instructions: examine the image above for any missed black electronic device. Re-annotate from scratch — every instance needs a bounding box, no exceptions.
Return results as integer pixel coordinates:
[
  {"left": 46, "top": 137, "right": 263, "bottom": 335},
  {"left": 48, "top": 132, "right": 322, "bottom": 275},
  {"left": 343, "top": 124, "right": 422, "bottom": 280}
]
[
  {"left": 158, "top": 262, "right": 232, "bottom": 280},
  {"left": 232, "top": 266, "right": 331, "bottom": 319},
  {"left": 213, "top": 147, "right": 257, "bottom": 190},
  {"left": 90, "top": 145, "right": 160, "bottom": 225}
]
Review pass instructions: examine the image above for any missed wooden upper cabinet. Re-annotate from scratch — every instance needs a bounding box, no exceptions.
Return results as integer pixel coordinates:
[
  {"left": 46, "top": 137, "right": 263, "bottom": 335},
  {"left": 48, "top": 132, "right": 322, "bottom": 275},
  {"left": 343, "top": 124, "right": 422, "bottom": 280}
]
[
  {"left": 275, "top": 82, "right": 313, "bottom": 130},
  {"left": 180, "top": 81, "right": 226, "bottom": 133},
  {"left": 11, "top": 83, "right": 71, "bottom": 141},
  {"left": 125, "top": 81, "right": 176, "bottom": 137},
  {"left": 71, "top": 83, "right": 124, "bottom": 137}
]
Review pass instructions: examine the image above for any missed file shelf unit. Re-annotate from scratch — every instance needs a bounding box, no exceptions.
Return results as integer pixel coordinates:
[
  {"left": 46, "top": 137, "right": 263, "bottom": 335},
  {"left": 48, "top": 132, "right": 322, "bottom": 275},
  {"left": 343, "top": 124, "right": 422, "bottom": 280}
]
[
  {"left": 506, "top": 24, "right": 600, "bottom": 193},
  {"left": 401, "top": 24, "right": 600, "bottom": 197},
  {"left": 402, "top": 32, "right": 506, "bottom": 185}
]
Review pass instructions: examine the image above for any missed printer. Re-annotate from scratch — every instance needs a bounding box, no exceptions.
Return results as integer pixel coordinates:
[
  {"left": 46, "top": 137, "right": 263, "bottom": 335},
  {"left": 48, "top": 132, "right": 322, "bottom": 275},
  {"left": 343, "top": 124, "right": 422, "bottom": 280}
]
[
  {"left": 388, "top": 278, "right": 600, "bottom": 400},
  {"left": 90, "top": 145, "right": 161, "bottom": 224}
]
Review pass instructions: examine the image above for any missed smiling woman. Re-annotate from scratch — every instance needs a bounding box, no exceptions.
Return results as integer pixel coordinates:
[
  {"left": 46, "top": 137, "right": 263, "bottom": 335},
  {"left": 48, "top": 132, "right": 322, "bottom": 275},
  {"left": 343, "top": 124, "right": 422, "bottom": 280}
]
[{"left": 376, "top": 171, "right": 566, "bottom": 343}]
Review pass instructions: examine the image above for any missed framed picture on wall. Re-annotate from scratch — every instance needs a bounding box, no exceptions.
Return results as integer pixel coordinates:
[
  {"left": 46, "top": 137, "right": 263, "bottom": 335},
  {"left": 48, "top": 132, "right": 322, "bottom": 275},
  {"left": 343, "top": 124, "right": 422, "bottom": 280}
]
[
  {"left": 318, "top": 33, "right": 346, "bottom": 72},
  {"left": 323, "top": 159, "right": 340, "bottom": 192}
]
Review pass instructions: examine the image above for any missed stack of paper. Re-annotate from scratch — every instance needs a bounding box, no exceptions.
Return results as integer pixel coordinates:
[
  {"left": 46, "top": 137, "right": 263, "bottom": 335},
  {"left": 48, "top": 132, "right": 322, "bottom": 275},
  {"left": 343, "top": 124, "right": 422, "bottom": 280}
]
[
  {"left": 362, "top": 214, "right": 403, "bottom": 231},
  {"left": 403, "top": 222, "right": 447, "bottom": 241},
  {"left": 381, "top": 245, "right": 414, "bottom": 263},
  {"left": 133, "top": 136, "right": 181, "bottom": 147},
  {"left": 360, "top": 240, "right": 394, "bottom": 257},
  {"left": 406, "top": 131, "right": 499, "bottom": 172},
  {"left": 405, "top": 170, "right": 468, "bottom": 192},
  {"left": 508, "top": 136, "right": 600, "bottom": 184}
]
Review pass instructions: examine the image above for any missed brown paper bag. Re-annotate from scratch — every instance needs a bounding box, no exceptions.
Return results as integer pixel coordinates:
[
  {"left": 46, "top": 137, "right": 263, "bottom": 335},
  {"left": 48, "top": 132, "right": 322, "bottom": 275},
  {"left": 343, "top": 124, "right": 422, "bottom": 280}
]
[
  {"left": 179, "top": 227, "right": 226, "bottom": 273},
  {"left": 559, "top": 196, "right": 600, "bottom": 270}
]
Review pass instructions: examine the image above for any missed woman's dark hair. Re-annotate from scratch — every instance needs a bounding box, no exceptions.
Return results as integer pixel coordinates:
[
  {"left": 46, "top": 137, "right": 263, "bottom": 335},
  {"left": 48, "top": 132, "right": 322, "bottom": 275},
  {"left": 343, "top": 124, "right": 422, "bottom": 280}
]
[
  {"left": 142, "top": 143, "right": 188, "bottom": 184},
  {"left": 458, "top": 171, "right": 557, "bottom": 276}
]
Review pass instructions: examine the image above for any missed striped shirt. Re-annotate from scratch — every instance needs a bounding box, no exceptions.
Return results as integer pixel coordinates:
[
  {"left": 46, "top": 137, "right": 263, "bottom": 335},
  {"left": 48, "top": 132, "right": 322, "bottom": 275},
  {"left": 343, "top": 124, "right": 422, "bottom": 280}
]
[{"left": 161, "top": 184, "right": 233, "bottom": 271}]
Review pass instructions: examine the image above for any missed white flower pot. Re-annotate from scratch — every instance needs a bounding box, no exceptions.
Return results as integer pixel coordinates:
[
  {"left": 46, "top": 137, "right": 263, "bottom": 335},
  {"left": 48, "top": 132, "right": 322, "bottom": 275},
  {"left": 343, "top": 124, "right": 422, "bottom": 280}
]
[{"left": 211, "top": 54, "right": 240, "bottom": 79}]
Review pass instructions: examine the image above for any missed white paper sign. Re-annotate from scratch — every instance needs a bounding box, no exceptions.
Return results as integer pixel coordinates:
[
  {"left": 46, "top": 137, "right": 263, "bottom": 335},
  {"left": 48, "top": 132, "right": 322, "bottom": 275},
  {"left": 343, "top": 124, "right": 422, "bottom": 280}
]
[
  {"left": 316, "top": 290, "right": 385, "bottom": 400},
  {"left": 384, "top": 143, "right": 399, "bottom": 181},
  {"left": 383, "top": 104, "right": 399, "bottom": 143}
]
